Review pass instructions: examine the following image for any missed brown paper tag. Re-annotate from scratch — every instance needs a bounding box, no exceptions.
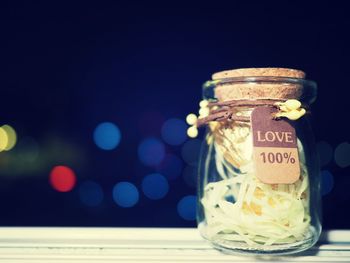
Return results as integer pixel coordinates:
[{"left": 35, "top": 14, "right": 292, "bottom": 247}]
[{"left": 251, "top": 106, "right": 300, "bottom": 184}]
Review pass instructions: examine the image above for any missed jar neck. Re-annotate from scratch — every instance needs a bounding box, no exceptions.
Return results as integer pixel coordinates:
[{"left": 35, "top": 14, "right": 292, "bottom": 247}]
[
  {"left": 196, "top": 99, "right": 309, "bottom": 128},
  {"left": 202, "top": 76, "right": 317, "bottom": 105}
]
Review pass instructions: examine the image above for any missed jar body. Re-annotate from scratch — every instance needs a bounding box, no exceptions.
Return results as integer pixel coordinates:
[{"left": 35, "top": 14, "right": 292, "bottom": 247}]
[{"left": 197, "top": 80, "right": 321, "bottom": 255}]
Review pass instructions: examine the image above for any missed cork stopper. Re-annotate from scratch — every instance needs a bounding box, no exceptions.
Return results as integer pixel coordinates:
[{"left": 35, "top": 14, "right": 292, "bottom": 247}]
[{"left": 212, "top": 68, "right": 306, "bottom": 102}]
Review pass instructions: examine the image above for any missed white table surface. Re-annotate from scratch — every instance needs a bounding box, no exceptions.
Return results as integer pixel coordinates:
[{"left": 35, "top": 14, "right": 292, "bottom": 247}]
[{"left": 0, "top": 228, "right": 349, "bottom": 262}]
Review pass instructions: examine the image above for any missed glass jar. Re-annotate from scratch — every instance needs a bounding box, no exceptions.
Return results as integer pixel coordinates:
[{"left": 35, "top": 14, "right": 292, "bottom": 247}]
[{"left": 196, "top": 69, "right": 321, "bottom": 255}]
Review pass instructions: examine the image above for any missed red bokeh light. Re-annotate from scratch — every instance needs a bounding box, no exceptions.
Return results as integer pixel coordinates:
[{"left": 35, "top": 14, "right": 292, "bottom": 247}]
[{"left": 49, "top": 165, "right": 76, "bottom": 192}]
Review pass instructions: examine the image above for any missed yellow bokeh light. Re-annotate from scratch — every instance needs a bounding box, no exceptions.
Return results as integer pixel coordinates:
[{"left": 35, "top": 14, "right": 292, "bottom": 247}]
[
  {"left": 0, "top": 127, "right": 9, "bottom": 152},
  {"left": 2, "top": 125, "right": 17, "bottom": 151}
]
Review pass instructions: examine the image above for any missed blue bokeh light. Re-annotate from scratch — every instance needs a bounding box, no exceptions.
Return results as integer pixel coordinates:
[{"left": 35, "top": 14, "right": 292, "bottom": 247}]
[
  {"left": 138, "top": 137, "right": 165, "bottom": 167},
  {"left": 142, "top": 173, "right": 169, "bottom": 200},
  {"left": 334, "top": 142, "right": 350, "bottom": 168},
  {"left": 321, "top": 170, "right": 334, "bottom": 196},
  {"left": 161, "top": 118, "right": 187, "bottom": 146},
  {"left": 157, "top": 154, "right": 183, "bottom": 180},
  {"left": 113, "top": 182, "right": 139, "bottom": 208},
  {"left": 79, "top": 180, "right": 104, "bottom": 207},
  {"left": 177, "top": 195, "right": 196, "bottom": 221},
  {"left": 181, "top": 139, "right": 202, "bottom": 166},
  {"left": 93, "top": 122, "right": 121, "bottom": 150}
]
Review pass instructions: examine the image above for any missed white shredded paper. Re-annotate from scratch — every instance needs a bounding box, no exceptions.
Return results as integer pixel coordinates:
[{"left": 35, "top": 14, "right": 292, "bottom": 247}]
[{"left": 201, "top": 123, "right": 310, "bottom": 246}]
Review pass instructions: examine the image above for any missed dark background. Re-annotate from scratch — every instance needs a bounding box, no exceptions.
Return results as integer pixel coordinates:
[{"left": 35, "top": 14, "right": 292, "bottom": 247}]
[{"left": 1, "top": 1, "right": 349, "bottom": 228}]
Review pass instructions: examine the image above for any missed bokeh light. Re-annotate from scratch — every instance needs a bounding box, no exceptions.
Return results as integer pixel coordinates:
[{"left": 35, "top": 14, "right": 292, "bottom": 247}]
[
  {"left": 161, "top": 118, "right": 187, "bottom": 146},
  {"left": 0, "top": 127, "right": 8, "bottom": 152},
  {"left": 1, "top": 125, "right": 17, "bottom": 151},
  {"left": 138, "top": 137, "right": 165, "bottom": 167},
  {"left": 113, "top": 182, "right": 139, "bottom": 208},
  {"left": 321, "top": 170, "right": 334, "bottom": 196},
  {"left": 182, "top": 165, "right": 197, "bottom": 188},
  {"left": 142, "top": 173, "right": 169, "bottom": 200},
  {"left": 177, "top": 195, "right": 196, "bottom": 221},
  {"left": 93, "top": 122, "right": 121, "bottom": 150},
  {"left": 316, "top": 141, "right": 333, "bottom": 167},
  {"left": 17, "top": 136, "right": 40, "bottom": 163},
  {"left": 157, "top": 154, "right": 183, "bottom": 180},
  {"left": 181, "top": 139, "right": 202, "bottom": 166},
  {"left": 79, "top": 180, "right": 104, "bottom": 207},
  {"left": 49, "top": 165, "right": 77, "bottom": 192},
  {"left": 334, "top": 142, "right": 350, "bottom": 168}
]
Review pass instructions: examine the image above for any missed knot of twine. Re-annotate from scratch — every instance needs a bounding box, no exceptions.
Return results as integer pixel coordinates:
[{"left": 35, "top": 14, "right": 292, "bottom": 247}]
[
  {"left": 196, "top": 99, "right": 282, "bottom": 127},
  {"left": 185, "top": 99, "right": 308, "bottom": 138}
]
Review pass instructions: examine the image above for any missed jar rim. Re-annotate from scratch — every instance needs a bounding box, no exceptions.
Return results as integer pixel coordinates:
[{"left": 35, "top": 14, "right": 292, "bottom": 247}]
[
  {"left": 202, "top": 76, "right": 317, "bottom": 104},
  {"left": 207, "top": 76, "right": 317, "bottom": 87}
]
